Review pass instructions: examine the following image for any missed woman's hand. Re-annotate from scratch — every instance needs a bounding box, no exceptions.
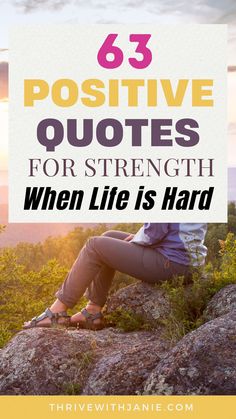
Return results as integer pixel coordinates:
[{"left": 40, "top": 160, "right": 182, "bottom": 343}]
[{"left": 124, "top": 234, "right": 134, "bottom": 242}]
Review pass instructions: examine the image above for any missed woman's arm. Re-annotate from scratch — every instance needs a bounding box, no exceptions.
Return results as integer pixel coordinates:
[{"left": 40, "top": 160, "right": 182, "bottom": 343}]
[
  {"left": 131, "top": 223, "right": 169, "bottom": 246},
  {"left": 124, "top": 234, "right": 135, "bottom": 242}
]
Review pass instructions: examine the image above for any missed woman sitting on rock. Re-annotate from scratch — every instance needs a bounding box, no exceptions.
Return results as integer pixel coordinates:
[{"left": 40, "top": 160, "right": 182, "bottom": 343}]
[{"left": 24, "top": 223, "right": 207, "bottom": 330}]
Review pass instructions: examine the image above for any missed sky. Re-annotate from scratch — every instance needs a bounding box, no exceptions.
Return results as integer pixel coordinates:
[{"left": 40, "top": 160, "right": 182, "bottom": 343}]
[{"left": 0, "top": 0, "right": 236, "bottom": 171}]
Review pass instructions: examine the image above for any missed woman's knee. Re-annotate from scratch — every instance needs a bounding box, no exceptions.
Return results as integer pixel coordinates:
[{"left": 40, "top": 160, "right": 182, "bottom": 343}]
[
  {"left": 83, "top": 236, "right": 98, "bottom": 255},
  {"left": 86, "top": 236, "right": 99, "bottom": 247},
  {"left": 101, "top": 230, "right": 117, "bottom": 238},
  {"left": 85, "top": 231, "right": 123, "bottom": 254},
  {"left": 84, "top": 235, "right": 109, "bottom": 260}
]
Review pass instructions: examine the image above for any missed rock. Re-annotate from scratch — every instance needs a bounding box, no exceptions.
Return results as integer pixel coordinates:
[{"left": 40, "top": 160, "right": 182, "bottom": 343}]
[
  {"left": 105, "top": 281, "right": 170, "bottom": 325},
  {"left": 0, "top": 328, "right": 94, "bottom": 395},
  {"left": 143, "top": 311, "right": 236, "bottom": 395},
  {"left": 203, "top": 284, "right": 236, "bottom": 321},
  {"left": 0, "top": 326, "right": 170, "bottom": 395},
  {"left": 82, "top": 331, "right": 169, "bottom": 395}
]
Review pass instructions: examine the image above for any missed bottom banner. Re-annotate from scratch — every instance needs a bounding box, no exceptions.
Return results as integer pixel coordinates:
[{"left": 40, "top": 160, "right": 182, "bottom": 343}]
[{"left": 0, "top": 395, "right": 235, "bottom": 419}]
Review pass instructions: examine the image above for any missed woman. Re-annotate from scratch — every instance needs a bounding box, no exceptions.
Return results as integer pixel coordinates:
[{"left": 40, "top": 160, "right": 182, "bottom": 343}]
[{"left": 24, "top": 223, "right": 207, "bottom": 330}]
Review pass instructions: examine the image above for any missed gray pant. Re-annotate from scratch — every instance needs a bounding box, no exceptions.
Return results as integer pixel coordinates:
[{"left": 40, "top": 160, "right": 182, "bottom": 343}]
[{"left": 55, "top": 230, "right": 192, "bottom": 308}]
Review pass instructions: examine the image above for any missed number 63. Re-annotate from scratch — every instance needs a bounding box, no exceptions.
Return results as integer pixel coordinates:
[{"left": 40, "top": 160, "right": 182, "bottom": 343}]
[{"left": 97, "top": 33, "right": 152, "bottom": 69}]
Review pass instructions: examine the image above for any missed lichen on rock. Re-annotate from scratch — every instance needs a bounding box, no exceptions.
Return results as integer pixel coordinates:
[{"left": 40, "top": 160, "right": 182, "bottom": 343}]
[{"left": 143, "top": 311, "right": 236, "bottom": 395}]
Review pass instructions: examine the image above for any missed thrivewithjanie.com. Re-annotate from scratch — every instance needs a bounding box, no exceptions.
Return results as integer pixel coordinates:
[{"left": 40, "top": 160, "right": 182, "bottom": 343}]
[{"left": 49, "top": 402, "right": 194, "bottom": 413}]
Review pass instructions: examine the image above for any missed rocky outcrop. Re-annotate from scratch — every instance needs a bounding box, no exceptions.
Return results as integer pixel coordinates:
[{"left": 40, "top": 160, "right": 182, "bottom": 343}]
[
  {"left": 0, "top": 326, "right": 169, "bottom": 395},
  {"left": 203, "top": 284, "right": 236, "bottom": 321},
  {"left": 105, "top": 281, "right": 170, "bottom": 325},
  {"left": 0, "top": 282, "right": 236, "bottom": 395},
  {"left": 143, "top": 311, "right": 236, "bottom": 395}
]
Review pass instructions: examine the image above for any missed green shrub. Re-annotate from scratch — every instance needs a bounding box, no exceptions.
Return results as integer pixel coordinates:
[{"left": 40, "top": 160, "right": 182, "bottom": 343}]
[
  {"left": 161, "top": 233, "right": 236, "bottom": 341},
  {"left": 0, "top": 324, "right": 12, "bottom": 349},
  {"left": 105, "top": 307, "right": 150, "bottom": 332}
]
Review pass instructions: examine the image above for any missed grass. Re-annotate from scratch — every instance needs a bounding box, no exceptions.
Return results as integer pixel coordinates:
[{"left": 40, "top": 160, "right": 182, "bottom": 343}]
[
  {"left": 105, "top": 307, "right": 152, "bottom": 332},
  {"left": 63, "top": 382, "right": 82, "bottom": 395}
]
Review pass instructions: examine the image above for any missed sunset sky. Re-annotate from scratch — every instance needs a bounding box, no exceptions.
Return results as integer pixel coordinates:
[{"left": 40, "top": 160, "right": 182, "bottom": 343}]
[{"left": 0, "top": 0, "right": 236, "bottom": 171}]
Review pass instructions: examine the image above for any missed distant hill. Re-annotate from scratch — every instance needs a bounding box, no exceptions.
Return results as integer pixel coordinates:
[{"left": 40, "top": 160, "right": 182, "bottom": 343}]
[
  {"left": 0, "top": 204, "right": 92, "bottom": 247},
  {"left": 0, "top": 185, "right": 8, "bottom": 204},
  {"left": 0, "top": 171, "right": 8, "bottom": 187}
]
